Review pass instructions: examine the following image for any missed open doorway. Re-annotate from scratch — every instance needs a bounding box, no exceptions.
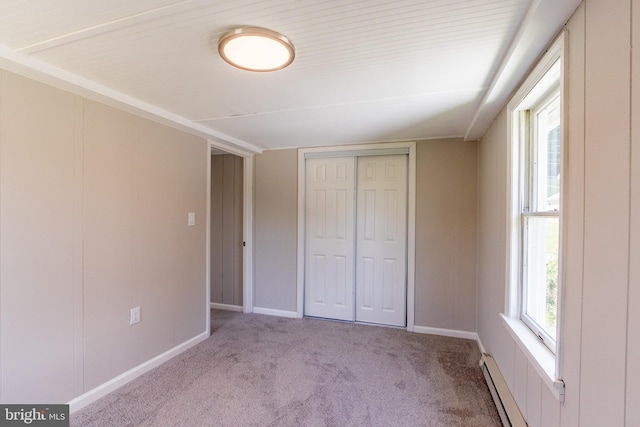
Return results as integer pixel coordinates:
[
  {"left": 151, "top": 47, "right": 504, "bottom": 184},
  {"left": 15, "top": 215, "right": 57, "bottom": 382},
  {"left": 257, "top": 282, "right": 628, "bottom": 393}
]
[{"left": 210, "top": 152, "right": 244, "bottom": 311}]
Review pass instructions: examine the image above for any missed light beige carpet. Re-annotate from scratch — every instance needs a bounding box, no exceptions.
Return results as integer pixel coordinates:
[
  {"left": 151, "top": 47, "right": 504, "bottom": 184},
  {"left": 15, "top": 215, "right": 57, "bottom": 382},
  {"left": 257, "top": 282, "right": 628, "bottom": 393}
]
[{"left": 71, "top": 310, "right": 500, "bottom": 426}]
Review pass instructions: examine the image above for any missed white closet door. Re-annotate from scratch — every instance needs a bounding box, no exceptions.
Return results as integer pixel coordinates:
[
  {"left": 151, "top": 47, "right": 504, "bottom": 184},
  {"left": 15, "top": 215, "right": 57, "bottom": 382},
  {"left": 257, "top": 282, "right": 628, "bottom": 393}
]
[
  {"left": 304, "top": 157, "right": 356, "bottom": 321},
  {"left": 355, "top": 155, "right": 407, "bottom": 326}
]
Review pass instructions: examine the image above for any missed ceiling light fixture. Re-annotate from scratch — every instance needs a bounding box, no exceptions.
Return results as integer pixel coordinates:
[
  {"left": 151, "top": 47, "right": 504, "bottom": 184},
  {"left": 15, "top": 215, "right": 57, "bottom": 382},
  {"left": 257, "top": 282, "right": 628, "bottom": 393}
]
[{"left": 218, "top": 27, "right": 295, "bottom": 72}]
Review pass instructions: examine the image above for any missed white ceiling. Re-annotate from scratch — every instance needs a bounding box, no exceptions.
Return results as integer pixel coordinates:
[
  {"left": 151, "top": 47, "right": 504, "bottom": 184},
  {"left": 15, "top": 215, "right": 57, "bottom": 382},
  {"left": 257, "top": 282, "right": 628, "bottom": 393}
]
[{"left": 0, "top": 0, "right": 581, "bottom": 155}]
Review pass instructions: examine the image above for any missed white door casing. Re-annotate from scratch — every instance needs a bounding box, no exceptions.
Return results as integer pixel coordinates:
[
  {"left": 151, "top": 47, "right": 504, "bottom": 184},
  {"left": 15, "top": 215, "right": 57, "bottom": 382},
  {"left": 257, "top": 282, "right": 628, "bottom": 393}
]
[
  {"left": 296, "top": 142, "right": 416, "bottom": 331},
  {"left": 304, "top": 154, "right": 408, "bottom": 326},
  {"left": 355, "top": 155, "right": 407, "bottom": 326},
  {"left": 304, "top": 157, "right": 356, "bottom": 321}
]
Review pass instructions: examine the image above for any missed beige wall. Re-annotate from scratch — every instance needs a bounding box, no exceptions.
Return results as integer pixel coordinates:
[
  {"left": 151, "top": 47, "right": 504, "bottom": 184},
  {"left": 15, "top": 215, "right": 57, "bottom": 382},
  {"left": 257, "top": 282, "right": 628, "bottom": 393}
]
[
  {"left": 0, "top": 71, "right": 82, "bottom": 403},
  {"left": 253, "top": 149, "right": 298, "bottom": 312},
  {"left": 476, "top": 0, "right": 640, "bottom": 425},
  {"left": 210, "top": 154, "right": 243, "bottom": 307},
  {"left": 415, "top": 139, "right": 478, "bottom": 331},
  {"left": 0, "top": 71, "right": 208, "bottom": 403},
  {"left": 253, "top": 140, "right": 478, "bottom": 331}
]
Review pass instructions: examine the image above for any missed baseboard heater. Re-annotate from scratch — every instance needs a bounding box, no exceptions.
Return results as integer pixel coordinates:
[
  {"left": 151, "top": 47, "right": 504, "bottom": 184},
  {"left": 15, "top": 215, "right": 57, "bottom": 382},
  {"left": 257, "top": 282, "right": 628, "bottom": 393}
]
[{"left": 480, "top": 353, "right": 527, "bottom": 427}]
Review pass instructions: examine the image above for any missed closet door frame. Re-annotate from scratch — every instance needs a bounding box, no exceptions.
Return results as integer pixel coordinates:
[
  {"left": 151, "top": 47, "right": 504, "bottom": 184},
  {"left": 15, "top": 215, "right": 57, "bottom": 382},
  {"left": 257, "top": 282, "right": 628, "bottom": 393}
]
[{"left": 296, "top": 142, "right": 416, "bottom": 331}]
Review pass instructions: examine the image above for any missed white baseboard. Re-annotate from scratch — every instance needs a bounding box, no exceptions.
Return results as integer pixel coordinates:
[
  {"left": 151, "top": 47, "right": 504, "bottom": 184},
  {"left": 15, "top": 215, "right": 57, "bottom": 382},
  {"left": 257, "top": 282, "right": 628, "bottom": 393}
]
[
  {"left": 252, "top": 307, "right": 298, "bottom": 319},
  {"left": 413, "top": 325, "right": 478, "bottom": 341},
  {"left": 67, "top": 331, "right": 209, "bottom": 413},
  {"left": 210, "top": 302, "right": 243, "bottom": 312}
]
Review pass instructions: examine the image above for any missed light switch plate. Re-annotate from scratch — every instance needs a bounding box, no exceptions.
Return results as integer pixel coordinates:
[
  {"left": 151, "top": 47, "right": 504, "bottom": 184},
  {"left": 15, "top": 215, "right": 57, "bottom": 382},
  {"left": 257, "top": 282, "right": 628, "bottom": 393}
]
[
  {"left": 130, "top": 306, "right": 141, "bottom": 325},
  {"left": 188, "top": 212, "right": 195, "bottom": 226}
]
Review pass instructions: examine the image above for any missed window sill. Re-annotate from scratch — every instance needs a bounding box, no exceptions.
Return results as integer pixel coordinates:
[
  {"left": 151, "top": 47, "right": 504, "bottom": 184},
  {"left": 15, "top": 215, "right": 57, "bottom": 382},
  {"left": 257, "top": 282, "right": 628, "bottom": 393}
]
[{"left": 500, "top": 313, "right": 565, "bottom": 402}]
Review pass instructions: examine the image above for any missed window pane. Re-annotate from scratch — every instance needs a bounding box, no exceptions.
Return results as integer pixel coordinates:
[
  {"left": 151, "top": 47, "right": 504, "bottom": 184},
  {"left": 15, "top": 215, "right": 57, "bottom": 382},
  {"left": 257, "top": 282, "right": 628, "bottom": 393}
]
[
  {"left": 534, "top": 96, "right": 561, "bottom": 212},
  {"left": 524, "top": 215, "right": 559, "bottom": 341}
]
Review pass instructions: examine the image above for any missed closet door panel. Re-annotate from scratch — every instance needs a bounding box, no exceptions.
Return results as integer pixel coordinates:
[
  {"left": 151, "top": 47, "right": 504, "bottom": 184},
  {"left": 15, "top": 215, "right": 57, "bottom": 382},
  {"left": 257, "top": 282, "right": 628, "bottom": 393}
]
[
  {"left": 304, "top": 157, "right": 356, "bottom": 321},
  {"left": 355, "top": 155, "right": 407, "bottom": 326}
]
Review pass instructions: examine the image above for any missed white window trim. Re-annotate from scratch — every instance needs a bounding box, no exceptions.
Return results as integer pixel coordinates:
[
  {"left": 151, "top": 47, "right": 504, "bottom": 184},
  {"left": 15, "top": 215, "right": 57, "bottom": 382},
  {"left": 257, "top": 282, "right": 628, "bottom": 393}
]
[
  {"left": 520, "top": 90, "right": 561, "bottom": 353},
  {"left": 504, "top": 32, "right": 566, "bottom": 402}
]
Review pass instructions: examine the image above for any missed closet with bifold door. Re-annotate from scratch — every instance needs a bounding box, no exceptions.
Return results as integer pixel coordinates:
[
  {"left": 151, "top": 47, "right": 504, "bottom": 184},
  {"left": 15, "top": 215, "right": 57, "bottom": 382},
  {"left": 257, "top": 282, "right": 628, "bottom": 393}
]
[{"left": 304, "top": 153, "right": 408, "bottom": 327}]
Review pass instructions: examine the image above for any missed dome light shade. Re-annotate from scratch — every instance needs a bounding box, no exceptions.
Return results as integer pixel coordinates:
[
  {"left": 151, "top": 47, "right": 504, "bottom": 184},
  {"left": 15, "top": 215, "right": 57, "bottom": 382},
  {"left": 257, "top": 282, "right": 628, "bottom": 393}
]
[{"left": 218, "top": 27, "right": 295, "bottom": 72}]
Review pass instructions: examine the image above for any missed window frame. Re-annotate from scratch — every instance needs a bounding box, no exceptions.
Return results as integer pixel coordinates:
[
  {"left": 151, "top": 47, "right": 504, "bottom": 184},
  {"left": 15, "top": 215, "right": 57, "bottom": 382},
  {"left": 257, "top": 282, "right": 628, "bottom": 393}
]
[
  {"left": 504, "top": 32, "right": 566, "bottom": 401},
  {"left": 519, "top": 89, "right": 562, "bottom": 353}
]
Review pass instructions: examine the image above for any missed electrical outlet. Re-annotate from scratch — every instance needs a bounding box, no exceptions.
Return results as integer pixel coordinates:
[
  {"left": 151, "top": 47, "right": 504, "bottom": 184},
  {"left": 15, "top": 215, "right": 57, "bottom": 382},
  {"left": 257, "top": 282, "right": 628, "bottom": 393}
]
[{"left": 130, "top": 306, "right": 141, "bottom": 325}]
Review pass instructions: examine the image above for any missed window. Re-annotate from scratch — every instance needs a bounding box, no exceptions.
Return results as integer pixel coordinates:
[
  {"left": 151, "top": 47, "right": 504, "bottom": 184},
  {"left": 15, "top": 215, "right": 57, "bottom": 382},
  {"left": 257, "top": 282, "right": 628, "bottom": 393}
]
[
  {"left": 509, "top": 49, "right": 563, "bottom": 355},
  {"left": 520, "top": 85, "right": 561, "bottom": 351},
  {"left": 503, "top": 34, "right": 565, "bottom": 400}
]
